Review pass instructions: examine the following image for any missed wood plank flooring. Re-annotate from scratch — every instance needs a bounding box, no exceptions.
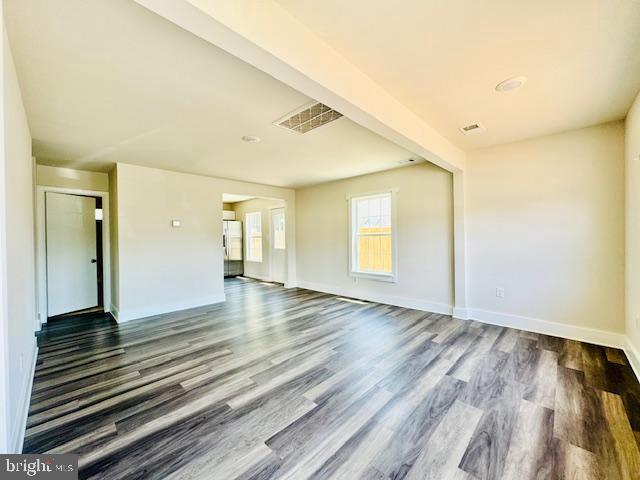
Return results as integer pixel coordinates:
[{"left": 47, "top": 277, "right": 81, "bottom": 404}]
[{"left": 25, "top": 278, "right": 640, "bottom": 479}]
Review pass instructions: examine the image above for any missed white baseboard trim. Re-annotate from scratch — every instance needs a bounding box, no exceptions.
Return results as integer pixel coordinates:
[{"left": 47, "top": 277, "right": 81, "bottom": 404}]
[
  {"left": 241, "top": 275, "right": 271, "bottom": 283},
  {"left": 462, "top": 308, "right": 638, "bottom": 382},
  {"left": 295, "top": 281, "right": 639, "bottom": 381},
  {"left": 296, "top": 280, "right": 453, "bottom": 316},
  {"left": 115, "top": 294, "right": 226, "bottom": 323},
  {"left": 294, "top": 281, "right": 638, "bottom": 379},
  {"left": 11, "top": 340, "right": 37, "bottom": 453},
  {"left": 624, "top": 337, "right": 640, "bottom": 382},
  {"left": 468, "top": 308, "right": 626, "bottom": 349}
]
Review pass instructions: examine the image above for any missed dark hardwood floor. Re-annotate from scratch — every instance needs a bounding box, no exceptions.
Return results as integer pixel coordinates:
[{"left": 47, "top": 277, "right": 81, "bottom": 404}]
[{"left": 25, "top": 278, "right": 640, "bottom": 479}]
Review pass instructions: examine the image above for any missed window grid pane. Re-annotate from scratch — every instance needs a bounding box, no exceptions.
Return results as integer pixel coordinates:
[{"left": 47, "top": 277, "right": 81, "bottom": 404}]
[{"left": 353, "top": 194, "right": 393, "bottom": 275}]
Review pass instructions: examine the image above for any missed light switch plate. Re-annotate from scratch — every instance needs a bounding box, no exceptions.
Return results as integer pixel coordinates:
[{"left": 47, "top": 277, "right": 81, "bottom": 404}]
[{"left": 171, "top": 220, "right": 181, "bottom": 228}]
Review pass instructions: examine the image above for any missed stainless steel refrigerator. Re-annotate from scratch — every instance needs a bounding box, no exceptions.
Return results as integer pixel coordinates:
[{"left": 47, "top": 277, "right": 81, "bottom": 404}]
[{"left": 223, "top": 220, "right": 243, "bottom": 277}]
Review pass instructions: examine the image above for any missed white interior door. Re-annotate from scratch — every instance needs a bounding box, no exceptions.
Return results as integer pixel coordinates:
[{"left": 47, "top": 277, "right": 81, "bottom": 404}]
[
  {"left": 270, "top": 208, "right": 286, "bottom": 284},
  {"left": 46, "top": 192, "right": 98, "bottom": 317}
]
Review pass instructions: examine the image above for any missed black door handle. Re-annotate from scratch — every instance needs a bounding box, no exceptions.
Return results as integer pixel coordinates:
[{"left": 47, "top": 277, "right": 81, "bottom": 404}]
[{"left": 90, "top": 259, "right": 97, "bottom": 263}]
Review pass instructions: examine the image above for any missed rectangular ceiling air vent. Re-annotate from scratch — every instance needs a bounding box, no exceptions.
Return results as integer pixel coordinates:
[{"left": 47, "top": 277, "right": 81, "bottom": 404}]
[
  {"left": 459, "top": 123, "right": 485, "bottom": 135},
  {"left": 274, "top": 101, "right": 343, "bottom": 134}
]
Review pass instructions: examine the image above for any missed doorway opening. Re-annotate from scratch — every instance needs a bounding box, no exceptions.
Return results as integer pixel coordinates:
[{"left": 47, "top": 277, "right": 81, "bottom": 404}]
[
  {"left": 45, "top": 192, "right": 103, "bottom": 320},
  {"left": 221, "top": 194, "right": 287, "bottom": 285},
  {"left": 36, "top": 187, "right": 111, "bottom": 328}
]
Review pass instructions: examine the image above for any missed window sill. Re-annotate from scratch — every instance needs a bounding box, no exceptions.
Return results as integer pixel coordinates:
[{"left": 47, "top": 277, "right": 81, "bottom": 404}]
[{"left": 349, "top": 271, "right": 397, "bottom": 283}]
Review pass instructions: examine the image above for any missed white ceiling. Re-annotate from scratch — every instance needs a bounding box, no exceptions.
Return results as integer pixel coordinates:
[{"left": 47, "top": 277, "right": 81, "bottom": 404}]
[
  {"left": 4, "top": 0, "right": 421, "bottom": 188},
  {"left": 277, "top": 0, "right": 640, "bottom": 150}
]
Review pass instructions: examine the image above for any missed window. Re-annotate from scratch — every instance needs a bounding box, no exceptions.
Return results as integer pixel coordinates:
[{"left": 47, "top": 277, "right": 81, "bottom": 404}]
[
  {"left": 245, "top": 212, "right": 262, "bottom": 262},
  {"left": 349, "top": 191, "right": 397, "bottom": 281},
  {"left": 273, "top": 210, "right": 285, "bottom": 250}
]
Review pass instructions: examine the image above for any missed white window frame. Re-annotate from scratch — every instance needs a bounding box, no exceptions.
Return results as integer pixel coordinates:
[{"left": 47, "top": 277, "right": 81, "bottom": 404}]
[
  {"left": 347, "top": 189, "right": 398, "bottom": 283},
  {"left": 245, "top": 211, "right": 263, "bottom": 262}
]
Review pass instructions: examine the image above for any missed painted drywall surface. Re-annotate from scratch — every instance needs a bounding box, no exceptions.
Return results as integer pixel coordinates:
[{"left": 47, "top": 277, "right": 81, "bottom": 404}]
[
  {"left": 0, "top": 17, "right": 8, "bottom": 455},
  {"left": 108, "top": 166, "right": 119, "bottom": 315},
  {"left": 36, "top": 164, "right": 108, "bottom": 192},
  {"left": 296, "top": 163, "right": 454, "bottom": 311},
  {"left": 626, "top": 92, "right": 640, "bottom": 355},
  {"left": 467, "top": 122, "right": 625, "bottom": 333},
  {"left": 114, "top": 163, "right": 294, "bottom": 321},
  {"left": 2, "top": 28, "right": 36, "bottom": 452},
  {"left": 232, "top": 198, "right": 285, "bottom": 281}
]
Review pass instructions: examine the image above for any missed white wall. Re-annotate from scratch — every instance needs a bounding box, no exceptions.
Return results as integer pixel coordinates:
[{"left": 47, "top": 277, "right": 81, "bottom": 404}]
[
  {"left": 1, "top": 27, "right": 36, "bottom": 453},
  {"left": 296, "top": 163, "right": 454, "bottom": 313},
  {"left": 108, "top": 166, "right": 119, "bottom": 314},
  {"left": 36, "top": 164, "right": 108, "bottom": 192},
  {"left": 112, "top": 163, "right": 295, "bottom": 322},
  {"left": 626, "top": 91, "right": 640, "bottom": 369},
  {"left": 231, "top": 197, "right": 284, "bottom": 281},
  {"left": 0, "top": 16, "right": 8, "bottom": 456},
  {"left": 466, "top": 122, "right": 625, "bottom": 340}
]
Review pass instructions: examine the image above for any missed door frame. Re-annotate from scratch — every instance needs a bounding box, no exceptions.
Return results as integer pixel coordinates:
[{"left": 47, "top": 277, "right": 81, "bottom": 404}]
[
  {"left": 269, "top": 206, "right": 286, "bottom": 284},
  {"left": 35, "top": 186, "right": 111, "bottom": 329}
]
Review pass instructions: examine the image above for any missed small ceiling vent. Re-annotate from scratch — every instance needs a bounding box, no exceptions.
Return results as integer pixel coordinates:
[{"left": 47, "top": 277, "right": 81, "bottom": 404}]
[
  {"left": 459, "top": 123, "right": 485, "bottom": 135},
  {"left": 274, "top": 101, "right": 343, "bottom": 134}
]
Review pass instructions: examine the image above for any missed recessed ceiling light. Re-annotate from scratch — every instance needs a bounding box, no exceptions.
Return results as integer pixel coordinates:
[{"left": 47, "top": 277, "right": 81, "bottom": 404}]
[
  {"left": 495, "top": 76, "right": 527, "bottom": 92},
  {"left": 397, "top": 157, "right": 419, "bottom": 165},
  {"left": 241, "top": 135, "right": 261, "bottom": 143}
]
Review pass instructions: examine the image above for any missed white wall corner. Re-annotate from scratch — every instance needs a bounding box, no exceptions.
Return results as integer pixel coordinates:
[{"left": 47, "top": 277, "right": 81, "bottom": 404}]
[
  {"left": 452, "top": 307, "right": 470, "bottom": 320},
  {"left": 12, "top": 340, "right": 37, "bottom": 454},
  {"left": 624, "top": 337, "right": 640, "bottom": 382},
  {"left": 109, "top": 304, "right": 120, "bottom": 323},
  {"left": 452, "top": 171, "right": 468, "bottom": 318}
]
